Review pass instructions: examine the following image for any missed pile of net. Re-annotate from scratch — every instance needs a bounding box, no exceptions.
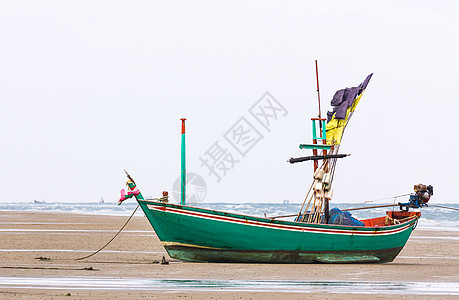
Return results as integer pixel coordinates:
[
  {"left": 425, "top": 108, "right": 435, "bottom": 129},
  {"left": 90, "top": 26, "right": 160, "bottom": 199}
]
[{"left": 328, "top": 208, "right": 364, "bottom": 226}]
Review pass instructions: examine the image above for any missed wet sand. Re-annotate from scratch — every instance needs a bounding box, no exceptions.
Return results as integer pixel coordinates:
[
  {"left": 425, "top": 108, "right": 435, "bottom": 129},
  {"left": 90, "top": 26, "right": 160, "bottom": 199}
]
[{"left": 0, "top": 210, "right": 458, "bottom": 299}]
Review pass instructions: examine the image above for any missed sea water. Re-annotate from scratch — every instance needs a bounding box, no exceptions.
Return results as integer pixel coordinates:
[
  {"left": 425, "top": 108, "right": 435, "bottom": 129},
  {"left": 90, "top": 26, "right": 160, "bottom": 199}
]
[
  {"left": 0, "top": 276, "right": 457, "bottom": 295},
  {"left": 0, "top": 202, "right": 457, "bottom": 229}
]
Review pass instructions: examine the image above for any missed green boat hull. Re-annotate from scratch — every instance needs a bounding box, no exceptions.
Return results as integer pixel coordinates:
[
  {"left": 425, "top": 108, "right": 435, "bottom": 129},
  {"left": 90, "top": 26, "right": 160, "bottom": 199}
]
[{"left": 137, "top": 200, "right": 417, "bottom": 263}]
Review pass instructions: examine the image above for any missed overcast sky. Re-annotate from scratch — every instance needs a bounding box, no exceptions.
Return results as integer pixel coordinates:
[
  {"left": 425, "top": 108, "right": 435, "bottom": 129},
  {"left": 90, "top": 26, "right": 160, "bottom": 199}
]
[{"left": 1, "top": 1, "right": 458, "bottom": 204}]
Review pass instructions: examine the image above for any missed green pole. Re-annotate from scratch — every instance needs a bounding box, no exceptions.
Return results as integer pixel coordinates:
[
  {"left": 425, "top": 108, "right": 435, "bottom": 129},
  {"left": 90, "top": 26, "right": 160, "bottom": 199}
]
[{"left": 180, "top": 118, "right": 186, "bottom": 205}]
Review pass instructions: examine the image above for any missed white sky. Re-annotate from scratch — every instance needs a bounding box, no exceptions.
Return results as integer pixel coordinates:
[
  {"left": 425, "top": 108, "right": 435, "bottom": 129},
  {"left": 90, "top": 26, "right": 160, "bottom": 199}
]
[{"left": 1, "top": 1, "right": 458, "bottom": 204}]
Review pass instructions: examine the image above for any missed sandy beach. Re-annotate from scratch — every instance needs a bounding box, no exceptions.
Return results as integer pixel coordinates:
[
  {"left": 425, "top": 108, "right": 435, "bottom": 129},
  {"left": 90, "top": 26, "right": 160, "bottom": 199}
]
[{"left": 0, "top": 210, "right": 458, "bottom": 299}]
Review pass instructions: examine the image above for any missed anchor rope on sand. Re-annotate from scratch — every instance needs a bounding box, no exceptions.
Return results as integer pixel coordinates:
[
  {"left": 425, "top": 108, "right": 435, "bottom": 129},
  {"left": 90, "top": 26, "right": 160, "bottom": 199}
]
[{"left": 75, "top": 204, "right": 140, "bottom": 261}]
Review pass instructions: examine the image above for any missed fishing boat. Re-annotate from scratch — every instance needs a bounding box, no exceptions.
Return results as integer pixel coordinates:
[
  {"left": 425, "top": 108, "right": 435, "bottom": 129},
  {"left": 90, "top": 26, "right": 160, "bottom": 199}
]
[{"left": 119, "top": 64, "right": 433, "bottom": 263}]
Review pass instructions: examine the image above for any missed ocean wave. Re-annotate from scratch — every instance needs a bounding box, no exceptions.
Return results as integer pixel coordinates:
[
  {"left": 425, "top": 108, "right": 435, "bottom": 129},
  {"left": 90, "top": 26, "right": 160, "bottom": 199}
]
[{"left": 0, "top": 202, "right": 457, "bottom": 229}]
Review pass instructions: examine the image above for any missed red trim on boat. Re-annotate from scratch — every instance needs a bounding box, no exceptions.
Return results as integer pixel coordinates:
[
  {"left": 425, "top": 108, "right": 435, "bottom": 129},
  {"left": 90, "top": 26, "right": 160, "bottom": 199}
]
[{"left": 146, "top": 204, "right": 414, "bottom": 236}]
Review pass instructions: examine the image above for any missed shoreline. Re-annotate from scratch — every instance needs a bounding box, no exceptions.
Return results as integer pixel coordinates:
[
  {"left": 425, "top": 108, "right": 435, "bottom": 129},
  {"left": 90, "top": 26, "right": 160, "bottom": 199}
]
[{"left": 0, "top": 210, "right": 458, "bottom": 299}]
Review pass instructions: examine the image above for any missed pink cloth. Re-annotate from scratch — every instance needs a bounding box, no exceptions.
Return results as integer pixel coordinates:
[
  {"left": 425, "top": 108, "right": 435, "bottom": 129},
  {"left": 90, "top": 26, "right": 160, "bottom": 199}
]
[{"left": 118, "top": 189, "right": 127, "bottom": 205}]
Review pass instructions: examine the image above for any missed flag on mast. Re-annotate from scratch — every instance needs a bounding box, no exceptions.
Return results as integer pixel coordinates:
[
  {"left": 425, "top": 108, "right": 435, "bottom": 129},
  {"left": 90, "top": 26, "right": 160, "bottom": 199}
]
[{"left": 326, "top": 73, "right": 373, "bottom": 145}]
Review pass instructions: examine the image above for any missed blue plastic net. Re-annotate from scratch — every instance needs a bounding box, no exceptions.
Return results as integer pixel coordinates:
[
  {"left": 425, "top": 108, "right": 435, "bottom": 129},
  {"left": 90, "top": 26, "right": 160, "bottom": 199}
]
[{"left": 328, "top": 208, "right": 365, "bottom": 226}]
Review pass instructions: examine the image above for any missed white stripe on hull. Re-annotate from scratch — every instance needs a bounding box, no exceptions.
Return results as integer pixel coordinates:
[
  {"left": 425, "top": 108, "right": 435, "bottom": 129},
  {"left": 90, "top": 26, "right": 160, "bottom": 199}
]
[{"left": 146, "top": 204, "right": 415, "bottom": 237}]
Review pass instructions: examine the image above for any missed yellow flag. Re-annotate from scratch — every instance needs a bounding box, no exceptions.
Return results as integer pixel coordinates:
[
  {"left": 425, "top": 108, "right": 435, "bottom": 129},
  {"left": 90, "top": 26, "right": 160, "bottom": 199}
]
[{"left": 326, "top": 94, "right": 363, "bottom": 145}]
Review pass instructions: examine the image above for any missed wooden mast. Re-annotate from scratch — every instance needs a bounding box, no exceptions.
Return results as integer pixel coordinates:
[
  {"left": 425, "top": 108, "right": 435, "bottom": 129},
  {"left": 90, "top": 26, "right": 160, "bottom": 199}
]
[
  {"left": 314, "top": 60, "right": 329, "bottom": 222},
  {"left": 312, "top": 60, "right": 322, "bottom": 171}
]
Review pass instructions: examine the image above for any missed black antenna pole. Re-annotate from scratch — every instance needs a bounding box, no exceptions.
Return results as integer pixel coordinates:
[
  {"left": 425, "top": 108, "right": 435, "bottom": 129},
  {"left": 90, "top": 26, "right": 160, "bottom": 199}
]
[
  {"left": 123, "top": 169, "right": 136, "bottom": 184},
  {"left": 315, "top": 60, "right": 322, "bottom": 119}
]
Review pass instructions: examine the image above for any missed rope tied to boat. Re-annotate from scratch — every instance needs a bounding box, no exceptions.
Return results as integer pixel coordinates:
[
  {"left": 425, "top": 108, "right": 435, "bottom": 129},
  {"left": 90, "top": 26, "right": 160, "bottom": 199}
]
[
  {"left": 384, "top": 215, "right": 418, "bottom": 226},
  {"left": 74, "top": 204, "right": 140, "bottom": 261}
]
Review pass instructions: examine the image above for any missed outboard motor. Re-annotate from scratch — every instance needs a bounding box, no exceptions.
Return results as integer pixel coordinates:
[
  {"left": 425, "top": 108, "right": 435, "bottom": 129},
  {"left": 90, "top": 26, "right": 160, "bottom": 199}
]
[{"left": 400, "top": 184, "right": 433, "bottom": 211}]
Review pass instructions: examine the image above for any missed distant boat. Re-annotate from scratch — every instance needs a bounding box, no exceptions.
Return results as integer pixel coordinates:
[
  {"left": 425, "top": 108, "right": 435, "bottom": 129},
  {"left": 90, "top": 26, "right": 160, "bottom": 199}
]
[
  {"left": 100, "top": 197, "right": 105, "bottom": 204},
  {"left": 33, "top": 200, "right": 45, "bottom": 204}
]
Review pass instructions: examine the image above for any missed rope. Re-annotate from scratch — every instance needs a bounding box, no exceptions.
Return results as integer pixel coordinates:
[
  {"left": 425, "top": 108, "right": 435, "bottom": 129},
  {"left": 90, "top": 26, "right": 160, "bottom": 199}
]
[
  {"left": 385, "top": 215, "right": 418, "bottom": 226},
  {"left": 363, "top": 193, "right": 411, "bottom": 204},
  {"left": 75, "top": 204, "right": 140, "bottom": 261},
  {"left": 429, "top": 204, "right": 459, "bottom": 211},
  {"left": 297, "top": 180, "right": 315, "bottom": 221}
]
